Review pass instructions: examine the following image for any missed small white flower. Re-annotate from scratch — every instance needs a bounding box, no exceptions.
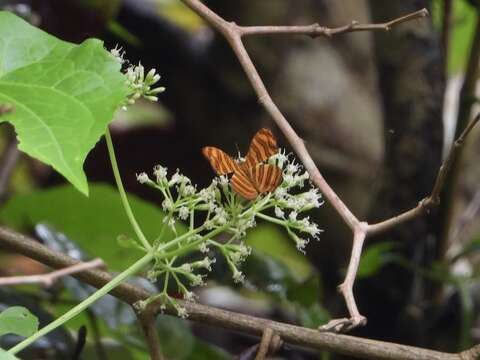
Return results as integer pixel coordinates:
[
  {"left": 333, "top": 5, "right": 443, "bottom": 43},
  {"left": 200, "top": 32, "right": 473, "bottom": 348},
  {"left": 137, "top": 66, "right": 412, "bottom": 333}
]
[
  {"left": 136, "top": 172, "right": 149, "bottom": 184},
  {"left": 274, "top": 186, "right": 287, "bottom": 199},
  {"left": 295, "top": 238, "right": 309, "bottom": 254},
  {"left": 289, "top": 211, "right": 298, "bottom": 221},
  {"left": 238, "top": 243, "right": 251, "bottom": 257},
  {"left": 190, "top": 274, "right": 205, "bottom": 286},
  {"left": 182, "top": 184, "right": 196, "bottom": 196},
  {"left": 305, "top": 222, "right": 321, "bottom": 238},
  {"left": 214, "top": 206, "right": 228, "bottom": 225},
  {"left": 274, "top": 207, "right": 285, "bottom": 218},
  {"left": 176, "top": 305, "right": 188, "bottom": 319},
  {"left": 110, "top": 45, "right": 125, "bottom": 64},
  {"left": 286, "top": 163, "right": 299, "bottom": 174},
  {"left": 179, "top": 263, "right": 192, "bottom": 273},
  {"left": 193, "top": 257, "right": 216, "bottom": 271},
  {"left": 232, "top": 269, "right": 245, "bottom": 283},
  {"left": 283, "top": 174, "right": 295, "bottom": 187},
  {"left": 218, "top": 175, "right": 229, "bottom": 187},
  {"left": 153, "top": 165, "right": 168, "bottom": 182},
  {"left": 178, "top": 206, "right": 189, "bottom": 220},
  {"left": 162, "top": 199, "right": 173, "bottom": 212},
  {"left": 183, "top": 291, "right": 198, "bottom": 302},
  {"left": 300, "top": 188, "right": 323, "bottom": 209},
  {"left": 169, "top": 171, "right": 182, "bottom": 186},
  {"left": 199, "top": 242, "right": 209, "bottom": 253},
  {"left": 229, "top": 243, "right": 251, "bottom": 264},
  {"left": 270, "top": 149, "right": 288, "bottom": 168},
  {"left": 199, "top": 187, "right": 215, "bottom": 203}
]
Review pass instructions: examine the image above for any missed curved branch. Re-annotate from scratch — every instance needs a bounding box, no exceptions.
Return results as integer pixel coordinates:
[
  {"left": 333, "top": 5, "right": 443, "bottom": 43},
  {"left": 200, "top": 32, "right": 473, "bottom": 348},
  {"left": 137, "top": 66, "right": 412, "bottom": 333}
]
[{"left": 0, "top": 226, "right": 475, "bottom": 360}]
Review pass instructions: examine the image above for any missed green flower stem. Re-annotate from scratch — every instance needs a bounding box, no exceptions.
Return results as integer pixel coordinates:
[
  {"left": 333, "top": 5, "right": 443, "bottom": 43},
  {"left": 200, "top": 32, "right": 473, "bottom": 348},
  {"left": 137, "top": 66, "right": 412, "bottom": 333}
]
[
  {"left": 156, "top": 224, "right": 230, "bottom": 260},
  {"left": 8, "top": 252, "right": 154, "bottom": 355},
  {"left": 155, "top": 225, "right": 205, "bottom": 252},
  {"left": 105, "top": 128, "right": 151, "bottom": 251},
  {"left": 256, "top": 212, "right": 285, "bottom": 226}
]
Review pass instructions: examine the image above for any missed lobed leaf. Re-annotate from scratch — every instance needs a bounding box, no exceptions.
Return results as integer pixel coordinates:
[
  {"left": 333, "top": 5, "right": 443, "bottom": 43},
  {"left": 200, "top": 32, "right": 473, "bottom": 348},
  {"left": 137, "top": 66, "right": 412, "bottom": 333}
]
[{"left": 0, "top": 11, "right": 128, "bottom": 195}]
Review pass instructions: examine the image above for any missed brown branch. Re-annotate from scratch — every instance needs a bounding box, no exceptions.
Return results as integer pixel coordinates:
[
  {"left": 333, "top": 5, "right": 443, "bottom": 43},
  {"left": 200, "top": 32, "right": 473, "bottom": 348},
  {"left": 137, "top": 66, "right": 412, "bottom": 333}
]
[
  {"left": 179, "top": 0, "right": 445, "bottom": 329},
  {"left": 368, "top": 113, "right": 480, "bottom": 235},
  {"left": 136, "top": 310, "right": 165, "bottom": 360},
  {"left": 0, "top": 258, "right": 104, "bottom": 286},
  {"left": 238, "top": 9, "right": 428, "bottom": 37},
  {"left": 0, "top": 226, "right": 475, "bottom": 360},
  {"left": 254, "top": 328, "right": 273, "bottom": 360}
]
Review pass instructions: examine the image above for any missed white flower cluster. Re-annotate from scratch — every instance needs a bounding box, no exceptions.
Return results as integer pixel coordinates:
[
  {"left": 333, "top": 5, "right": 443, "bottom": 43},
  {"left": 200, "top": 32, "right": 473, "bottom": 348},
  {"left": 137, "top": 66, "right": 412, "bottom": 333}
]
[
  {"left": 110, "top": 46, "right": 165, "bottom": 107},
  {"left": 135, "top": 149, "right": 323, "bottom": 315}
]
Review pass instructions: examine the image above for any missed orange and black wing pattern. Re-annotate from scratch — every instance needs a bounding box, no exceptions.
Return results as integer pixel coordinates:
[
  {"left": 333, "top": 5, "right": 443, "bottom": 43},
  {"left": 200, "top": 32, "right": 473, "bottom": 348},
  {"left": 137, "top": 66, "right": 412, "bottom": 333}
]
[
  {"left": 244, "top": 128, "right": 279, "bottom": 169},
  {"left": 202, "top": 147, "right": 240, "bottom": 175},
  {"left": 249, "top": 163, "right": 283, "bottom": 194},
  {"left": 202, "top": 128, "right": 282, "bottom": 200}
]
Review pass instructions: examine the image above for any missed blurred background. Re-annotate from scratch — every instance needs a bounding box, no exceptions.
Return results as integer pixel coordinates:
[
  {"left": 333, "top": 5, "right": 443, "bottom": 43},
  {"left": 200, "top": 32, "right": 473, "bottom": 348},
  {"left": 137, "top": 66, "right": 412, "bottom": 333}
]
[{"left": 0, "top": 0, "right": 479, "bottom": 359}]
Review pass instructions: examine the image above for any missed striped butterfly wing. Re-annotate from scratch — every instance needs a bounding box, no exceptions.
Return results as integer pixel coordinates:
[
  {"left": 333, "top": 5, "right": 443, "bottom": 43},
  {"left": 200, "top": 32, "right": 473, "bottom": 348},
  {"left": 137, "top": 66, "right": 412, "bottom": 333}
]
[
  {"left": 249, "top": 163, "right": 283, "bottom": 194},
  {"left": 244, "top": 128, "right": 278, "bottom": 169},
  {"left": 202, "top": 146, "right": 240, "bottom": 175},
  {"left": 231, "top": 169, "right": 258, "bottom": 200}
]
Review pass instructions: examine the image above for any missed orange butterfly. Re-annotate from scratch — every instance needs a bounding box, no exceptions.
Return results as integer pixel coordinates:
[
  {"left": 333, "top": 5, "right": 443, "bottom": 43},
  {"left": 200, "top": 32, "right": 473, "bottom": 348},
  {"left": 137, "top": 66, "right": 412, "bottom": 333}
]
[{"left": 202, "top": 128, "right": 283, "bottom": 200}]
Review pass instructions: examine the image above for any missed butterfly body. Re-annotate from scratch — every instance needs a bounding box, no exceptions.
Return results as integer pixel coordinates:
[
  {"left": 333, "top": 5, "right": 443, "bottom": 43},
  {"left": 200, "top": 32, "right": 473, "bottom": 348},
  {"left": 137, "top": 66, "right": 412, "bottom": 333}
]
[{"left": 202, "top": 128, "right": 283, "bottom": 200}]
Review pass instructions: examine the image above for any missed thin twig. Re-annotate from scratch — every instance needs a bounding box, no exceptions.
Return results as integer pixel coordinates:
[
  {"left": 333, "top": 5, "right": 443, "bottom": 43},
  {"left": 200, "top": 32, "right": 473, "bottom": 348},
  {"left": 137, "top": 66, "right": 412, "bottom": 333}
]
[
  {"left": 449, "top": 187, "right": 480, "bottom": 248},
  {"left": 0, "top": 226, "right": 475, "bottom": 360},
  {"left": 439, "top": 11, "right": 480, "bottom": 261},
  {"left": 179, "top": 0, "right": 443, "bottom": 330},
  {"left": 137, "top": 310, "right": 165, "bottom": 360},
  {"left": 255, "top": 328, "right": 273, "bottom": 360},
  {"left": 0, "top": 258, "right": 104, "bottom": 286},
  {"left": 368, "top": 113, "right": 480, "bottom": 235},
  {"left": 239, "top": 9, "right": 428, "bottom": 37}
]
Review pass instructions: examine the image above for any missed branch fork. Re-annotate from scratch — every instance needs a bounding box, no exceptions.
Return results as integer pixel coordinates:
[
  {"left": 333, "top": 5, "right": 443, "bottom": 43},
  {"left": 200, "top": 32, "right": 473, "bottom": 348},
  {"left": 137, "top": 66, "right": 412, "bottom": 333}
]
[{"left": 179, "top": 0, "right": 480, "bottom": 333}]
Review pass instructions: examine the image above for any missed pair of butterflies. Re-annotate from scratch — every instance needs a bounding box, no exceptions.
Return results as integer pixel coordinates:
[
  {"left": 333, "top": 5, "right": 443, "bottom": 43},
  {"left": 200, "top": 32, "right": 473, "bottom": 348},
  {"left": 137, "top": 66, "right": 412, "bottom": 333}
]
[{"left": 202, "top": 128, "right": 283, "bottom": 200}]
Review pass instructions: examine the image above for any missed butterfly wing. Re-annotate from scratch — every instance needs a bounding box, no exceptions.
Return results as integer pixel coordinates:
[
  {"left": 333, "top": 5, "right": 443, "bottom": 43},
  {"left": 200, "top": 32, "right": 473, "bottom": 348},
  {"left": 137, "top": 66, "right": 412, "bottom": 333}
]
[
  {"left": 202, "top": 146, "right": 240, "bottom": 175},
  {"left": 231, "top": 169, "right": 258, "bottom": 200},
  {"left": 250, "top": 163, "right": 283, "bottom": 193},
  {"left": 245, "top": 128, "right": 278, "bottom": 169}
]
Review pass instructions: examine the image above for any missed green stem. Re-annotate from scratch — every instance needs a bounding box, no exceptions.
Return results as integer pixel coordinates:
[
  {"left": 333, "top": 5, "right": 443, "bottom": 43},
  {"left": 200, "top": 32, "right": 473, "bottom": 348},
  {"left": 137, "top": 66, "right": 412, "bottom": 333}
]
[
  {"left": 105, "top": 128, "right": 151, "bottom": 251},
  {"left": 157, "top": 224, "right": 230, "bottom": 260},
  {"left": 8, "top": 252, "right": 154, "bottom": 355},
  {"left": 256, "top": 212, "right": 285, "bottom": 226}
]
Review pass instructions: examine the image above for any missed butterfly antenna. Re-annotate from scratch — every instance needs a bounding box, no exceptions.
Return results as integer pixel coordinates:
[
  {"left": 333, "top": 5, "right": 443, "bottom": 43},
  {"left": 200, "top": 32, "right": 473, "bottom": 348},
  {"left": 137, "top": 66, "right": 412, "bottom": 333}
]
[{"left": 235, "top": 143, "right": 242, "bottom": 160}]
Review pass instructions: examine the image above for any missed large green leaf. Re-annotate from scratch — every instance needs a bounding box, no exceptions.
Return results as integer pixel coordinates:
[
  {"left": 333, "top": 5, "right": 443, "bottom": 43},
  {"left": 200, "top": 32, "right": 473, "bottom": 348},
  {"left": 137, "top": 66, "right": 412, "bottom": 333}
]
[
  {"left": 0, "top": 11, "right": 127, "bottom": 195},
  {"left": 0, "top": 183, "right": 182, "bottom": 270},
  {"left": 0, "top": 307, "right": 38, "bottom": 338}
]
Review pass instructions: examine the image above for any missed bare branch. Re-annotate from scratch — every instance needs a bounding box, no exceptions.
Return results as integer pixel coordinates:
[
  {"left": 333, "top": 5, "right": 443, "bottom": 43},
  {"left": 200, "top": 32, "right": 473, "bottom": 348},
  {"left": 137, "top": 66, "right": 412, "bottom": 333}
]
[
  {"left": 0, "top": 258, "right": 104, "bottom": 286},
  {"left": 239, "top": 9, "right": 428, "bottom": 37},
  {"left": 368, "top": 113, "right": 480, "bottom": 235},
  {"left": 136, "top": 310, "right": 165, "bottom": 360},
  {"left": 255, "top": 328, "right": 273, "bottom": 360},
  {"left": 179, "top": 0, "right": 437, "bottom": 328},
  {"left": 0, "top": 226, "right": 475, "bottom": 360}
]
